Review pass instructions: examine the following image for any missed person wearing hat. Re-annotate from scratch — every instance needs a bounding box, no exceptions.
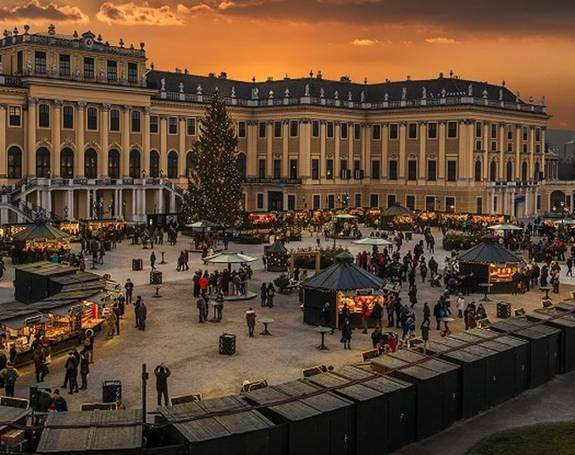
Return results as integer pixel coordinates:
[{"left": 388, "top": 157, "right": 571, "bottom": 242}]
[{"left": 0, "top": 362, "right": 19, "bottom": 397}]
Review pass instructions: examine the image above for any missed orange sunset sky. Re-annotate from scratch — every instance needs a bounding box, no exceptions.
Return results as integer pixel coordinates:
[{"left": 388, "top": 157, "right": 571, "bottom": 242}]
[{"left": 1, "top": 0, "right": 574, "bottom": 129}]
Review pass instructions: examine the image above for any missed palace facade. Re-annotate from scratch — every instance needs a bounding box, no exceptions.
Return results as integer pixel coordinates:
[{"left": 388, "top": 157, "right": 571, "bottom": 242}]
[{"left": 0, "top": 25, "right": 564, "bottom": 224}]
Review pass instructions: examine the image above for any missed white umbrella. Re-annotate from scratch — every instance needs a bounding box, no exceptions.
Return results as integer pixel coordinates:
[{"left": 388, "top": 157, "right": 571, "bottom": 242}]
[
  {"left": 334, "top": 214, "right": 357, "bottom": 220},
  {"left": 204, "top": 252, "right": 257, "bottom": 264},
  {"left": 553, "top": 219, "right": 575, "bottom": 225},
  {"left": 487, "top": 223, "right": 523, "bottom": 231},
  {"left": 352, "top": 237, "right": 393, "bottom": 247}
]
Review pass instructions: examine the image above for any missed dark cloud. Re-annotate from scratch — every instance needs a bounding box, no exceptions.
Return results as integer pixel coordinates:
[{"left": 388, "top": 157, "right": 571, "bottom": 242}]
[
  {"left": 180, "top": 0, "right": 575, "bottom": 36},
  {"left": 0, "top": 0, "right": 88, "bottom": 23}
]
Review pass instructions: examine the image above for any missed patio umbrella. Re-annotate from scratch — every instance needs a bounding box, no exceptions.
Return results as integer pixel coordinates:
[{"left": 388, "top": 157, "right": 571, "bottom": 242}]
[
  {"left": 352, "top": 237, "right": 393, "bottom": 247},
  {"left": 487, "top": 223, "right": 523, "bottom": 231},
  {"left": 204, "top": 251, "right": 257, "bottom": 270},
  {"left": 334, "top": 214, "right": 357, "bottom": 220},
  {"left": 553, "top": 219, "right": 575, "bottom": 225}
]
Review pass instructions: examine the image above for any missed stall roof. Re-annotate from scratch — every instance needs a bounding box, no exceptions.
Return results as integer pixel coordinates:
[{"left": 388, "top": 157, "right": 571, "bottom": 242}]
[
  {"left": 14, "top": 261, "right": 76, "bottom": 276},
  {"left": 371, "top": 356, "right": 439, "bottom": 381},
  {"left": 158, "top": 395, "right": 275, "bottom": 443},
  {"left": 381, "top": 205, "right": 413, "bottom": 217},
  {"left": 36, "top": 409, "right": 143, "bottom": 453},
  {"left": 13, "top": 224, "right": 70, "bottom": 241},
  {"left": 0, "top": 404, "right": 28, "bottom": 433},
  {"left": 243, "top": 386, "right": 322, "bottom": 422},
  {"left": 303, "top": 253, "right": 384, "bottom": 291},
  {"left": 274, "top": 380, "right": 353, "bottom": 413},
  {"left": 457, "top": 240, "right": 523, "bottom": 264},
  {"left": 306, "top": 372, "right": 382, "bottom": 402},
  {"left": 49, "top": 272, "right": 102, "bottom": 286},
  {"left": 335, "top": 365, "right": 413, "bottom": 394}
]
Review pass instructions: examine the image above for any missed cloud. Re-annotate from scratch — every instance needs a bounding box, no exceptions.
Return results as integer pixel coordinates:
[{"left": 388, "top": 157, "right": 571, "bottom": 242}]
[
  {"left": 352, "top": 38, "right": 376, "bottom": 46},
  {"left": 174, "top": 0, "right": 575, "bottom": 36},
  {"left": 425, "top": 37, "right": 458, "bottom": 44},
  {"left": 96, "top": 2, "right": 184, "bottom": 26},
  {"left": 0, "top": 0, "right": 88, "bottom": 23}
]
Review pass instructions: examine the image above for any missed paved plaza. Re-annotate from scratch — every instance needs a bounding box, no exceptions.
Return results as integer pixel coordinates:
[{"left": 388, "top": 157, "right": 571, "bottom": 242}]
[{"left": 1, "top": 228, "right": 574, "bottom": 452}]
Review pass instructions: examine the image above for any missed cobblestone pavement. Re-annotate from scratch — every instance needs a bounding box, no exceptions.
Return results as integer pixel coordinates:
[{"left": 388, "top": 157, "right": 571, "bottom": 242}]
[{"left": 0, "top": 228, "right": 573, "bottom": 426}]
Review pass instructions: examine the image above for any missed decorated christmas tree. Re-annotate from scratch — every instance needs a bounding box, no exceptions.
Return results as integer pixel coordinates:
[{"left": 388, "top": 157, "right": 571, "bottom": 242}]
[{"left": 181, "top": 90, "right": 242, "bottom": 228}]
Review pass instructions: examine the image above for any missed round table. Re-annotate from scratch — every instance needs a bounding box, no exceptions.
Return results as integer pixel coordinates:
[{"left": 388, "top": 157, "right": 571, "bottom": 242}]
[
  {"left": 259, "top": 317, "right": 274, "bottom": 336},
  {"left": 478, "top": 283, "right": 493, "bottom": 302},
  {"left": 540, "top": 286, "right": 552, "bottom": 301},
  {"left": 315, "top": 326, "right": 332, "bottom": 351}
]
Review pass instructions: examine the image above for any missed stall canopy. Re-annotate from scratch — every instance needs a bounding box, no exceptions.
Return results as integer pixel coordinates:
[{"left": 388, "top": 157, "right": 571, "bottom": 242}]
[
  {"left": 457, "top": 240, "right": 523, "bottom": 264},
  {"left": 381, "top": 205, "right": 413, "bottom": 218},
  {"left": 352, "top": 237, "right": 393, "bottom": 247},
  {"left": 13, "top": 223, "right": 70, "bottom": 242},
  {"left": 204, "top": 252, "right": 257, "bottom": 264},
  {"left": 487, "top": 223, "right": 523, "bottom": 231},
  {"left": 304, "top": 252, "right": 384, "bottom": 291},
  {"left": 266, "top": 240, "right": 288, "bottom": 254},
  {"left": 185, "top": 220, "right": 219, "bottom": 230}
]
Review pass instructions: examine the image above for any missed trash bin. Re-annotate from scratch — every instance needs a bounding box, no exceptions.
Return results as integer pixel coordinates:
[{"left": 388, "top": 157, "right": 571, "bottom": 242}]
[
  {"left": 102, "top": 380, "right": 122, "bottom": 403},
  {"left": 132, "top": 259, "right": 143, "bottom": 271},
  {"left": 219, "top": 333, "right": 236, "bottom": 355},
  {"left": 150, "top": 270, "right": 162, "bottom": 285}
]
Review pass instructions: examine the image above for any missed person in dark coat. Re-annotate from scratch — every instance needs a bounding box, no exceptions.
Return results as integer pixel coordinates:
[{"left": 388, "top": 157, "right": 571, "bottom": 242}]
[
  {"left": 124, "top": 279, "right": 134, "bottom": 305},
  {"left": 245, "top": 308, "right": 256, "bottom": 337},
  {"left": 260, "top": 283, "right": 267, "bottom": 307},
  {"left": 341, "top": 318, "right": 352, "bottom": 350},
  {"left": 79, "top": 350, "right": 90, "bottom": 390},
  {"left": 134, "top": 297, "right": 142, "bottom": 329},
  {"left": 154, "top": 363, "right": 171, "bottom": 406},
  {"left": 63, "top": 352, "right": 79, "bottom": 394},
  {"left": 52, "top": 389, "right": 68, "bottom": 412},
  {"left": 138, "top": 299, "right": 147, "bottom": 330}
]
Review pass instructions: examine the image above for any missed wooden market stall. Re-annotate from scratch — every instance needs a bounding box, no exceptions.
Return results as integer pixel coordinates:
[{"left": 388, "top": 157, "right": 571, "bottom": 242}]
[
  {"left": 457, "top": 239, "right": 524, "bottom": 293},
  {"left": 303, "top": 252, "right": 384, "bottom": 329},
  {"left": 11, "top": 223, "right": 71, "bottom": 264}
]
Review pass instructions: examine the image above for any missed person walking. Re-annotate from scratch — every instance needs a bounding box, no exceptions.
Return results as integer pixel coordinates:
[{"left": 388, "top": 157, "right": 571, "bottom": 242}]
[
  {"left": 150, "top": 251, "right": 157, "bottom": 270},
  {"left": 197, "top": 296, "right": 207, "bottom": 323},
  {"left": 124, "top": 279, "right": 134, "bottom": 305},
  {"left": 433, "top": 301, "right": 443, "bottom": 330},
  {"left": 246, "top": 308, "right": 256, "bottom": 337},
  {"left": 341, "top": 318, "right": 352, "bottom": 350},
  {"left": 422, "top": 302, "right": 431, "bottom": 326},
  {"left": 113, "top": 302, "right": 121, "bottom": 335},
  {"left": 138, "top": 299, "right": 147, "bottom": 330},
  {"left": 567, "top": 256, "right": 573, "bottom": 278},
  {"left": 0, "top": 363, "right": 19, "bottom": 397},
  {"left": 421, "top": 319, "right": 430, "bottom": 354},
  {"left": 456, "top": 294, "right": 466, "bottom": 318},
  {"left": 154, "top": 363, "right": 171, "bottom": 406},
  {"left": 266, "top": 283, "right": 275, "bottom": 308},
  {"left": 134, "top": 297, "right": 142, "bottom": 329},
  {"left": 63, "top": 352, "right": 79, "bottom": 394},
  {"left": 215, "top": 292, "right": 224, "bottom": 322},
  {"left": 260, "top": 283, "right": 267, "bottom": 307},
  {"left": 79, "top": 350, "right": 89, "bottom": 390}
]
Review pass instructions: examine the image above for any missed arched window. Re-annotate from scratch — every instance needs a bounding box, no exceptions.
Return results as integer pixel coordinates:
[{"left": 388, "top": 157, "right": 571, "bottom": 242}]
[
  {"left": 237, "top": 152, "right": 247, "bottom": 179},
  {"left": 506, "top": 161, "right": 513, "bottom": 182},
  {"left": 129, "top": 149, "right": 141, "bottom": 179},
  {"left": 489, "top": 161, "right": 497, "bottom": 182},
  {"left": 521, "top": 161, "right": 528, "bottom": 181},
  {"left": 85, "top": 148, "right": 98, "bottom": 179},
  {"left": 534, "top": 162, "right": 540, "bottom": 182},
  {"left": 36, "top": 147, "right": 50, "bottom": 177},
  {"left": 150, "top": 150, "right": 160, "bottom": 178},
  {"left": 60, "top": 148, "right": 74, "bottom": 178},
  {"left": 7, "top": 146, "right": 22, "bottom": 179},
  {"left": 474, "top": 160, "right": 482, "bottom": 182},
  {"left": 108, "top": 149, "right": 120, "bottom": 178},
  {"left": 185, "top": 151, "right": 194, "bottom": 178},
  {"left": 167, "top": 151, "right": 178, "bottom": 178}
]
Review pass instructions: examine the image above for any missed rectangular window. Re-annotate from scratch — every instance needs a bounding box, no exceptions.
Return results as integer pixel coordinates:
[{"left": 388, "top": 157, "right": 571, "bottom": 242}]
[
  {"left": 62, "top": 105, "right": 74, "bottom": 129},
  {"left": 523, "top": 143, "right": 528, "bottom": 154},
  {"left": 110, "top": 109, "right": 120, "bottom": 132},
  {"left": 425, "top": 196, "right": 435, "bottom": 211},
  {"left": 16, "top": 51, "right": 23, "bottom": 74},
  {"left": 388, "top": 160, "right": 398, "bottom": 180},
  {"left": 87, "top": 107, "right": 98, "bottom": 131},
  {"left": 387, "top": 194, "right": 396, "bottom": 208},
  {"left": 372, "top": 124, "right": 381, "bottom": 140},
  {"left": 273, "top": 159, "right": 281, "bottom": 179},
  {"left": 408, "top": 123, "right": 418, "bottom": 139},
  {"left": 327, "top": 195, "right": 335, "bottom": 209},
  {"left": 327, "top": 122, "right": 334, "bottom": 138},
  {"left": 312, "top": 159, "right": 320, "bottom": 180},
  {"left": 507, "top": 127, "right": 513, "bottom": 140},
  {"left": 187, "top": 118, "right": 196, "bottom": 136},
  {"left": 168, "top": 117, "right": 178, "bottom": 135},
  {"left": 258, "top": 159, "right": 266, "bottom": 178},
  {"left": 507, "top": 143, "right": 513, "bottom": 153},
  {"left": 476, "top": 122, "right": 482, "bottom": 138},
  {"left": 238, "top": 121, "right": 246, "bottom": 138},
  {"left": 34, "top": 51, "right": 46, "bottom": 74},
  {"left": 407, "top": 160, "right": 417, "bottom": 181},
  {"left": 340, "top": 159, "right": 348, "bottom": 179},
  {"left": 389, "top": 123, "right": 399, "bottom": 139},
  {"left": 406, "top": 195, "right": 415, "bottom": 211},
  {"left": 290, "top": 120, "right": 298, "bottom": 137},
  {"left": 341, "top": 123, "right": 348, "bottom": 140},
  {"left": 289, "top": 159, "right": 298, "bottom": 179},
  {"left": 326, "top": 159, "right": 334, "bottom": 179},
  {"left": 354, "top": 123, "right": 361, "bottom": 140},
  {"left": 257, "top": 193, "right": 264, "bottom": 209},
  {"left": 84, "top": 57, "right": 94, "bottom": 79},
  {"left": 287, "top": 195, "right": 296, "bottom": 211},
  {"left": 491, "top": 141, "right": 497, "bottom": 152},
  {"left": 536, "top": 128, "right": 541, "bottom": 142},
  {"left": 9, "top": 106, "right": 21, "bottom": 127},
  {"left": 128, "top": 63, "right": 138, "bottom": 83},
  {"left": 38, "top": 104, "right": 50, "bottom": 128},
  {"left": 371, "top": 160, "right": 380, "bottom": 180},
  {"left": 427, "top": 122, "right": 437, "bottom": 139},
  {"left": 274, "top": 121, "right": 282, "bottom": 138},
  {"left": 258, "top": 122, "right": 266, "bottom": 138},
  {"left": 447, "top": 160, "right": 457, "bottom": 181},
  {"left": 491, "top": 124, "right": 497, "bottom": 139},
  {"left": 446, "top": 196, "right": 456, "bottom": 213},
  {"left": 476, "top": 140, "right": 482, "bottom": 151},
  {"left": 149, "top": 115, "right": 158, "bottom": 134},
  {"left": 131, "top": 110, "right": 141, "bottom": 133},
  {"left": 476, "top": 197, "right": 483, "bottom": 214},
  {"left": 313, "top": 194, "right": 321, "bottom": 209},
  {"left": 59, "top": 54, "right": 70, "bottom": 77},
  {"left": 522, "top": 127, "right": 528, "bottom": 141},
  {"left": 370, "top": 194, "right": 379, "bottom": 208},
  {"left": 107, "top": 60, "right": 118, "bottom": 82},
  {"left": 447, "top": 121, "right": 458, "bottom": 138},
  {"left": 312, "top": 121, "right": 320, "bottom": 138},
  {"left": 355, "top": 193, "right": 361, "bottom": 208},
  {"left": 427, "top": 160, "right": 437, "bottom": 181}
]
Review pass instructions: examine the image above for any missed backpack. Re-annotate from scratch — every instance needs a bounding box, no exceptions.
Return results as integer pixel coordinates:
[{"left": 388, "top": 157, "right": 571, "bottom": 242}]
[{"left": 4, "top": 368, "right": 17, "bottom": 384}]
